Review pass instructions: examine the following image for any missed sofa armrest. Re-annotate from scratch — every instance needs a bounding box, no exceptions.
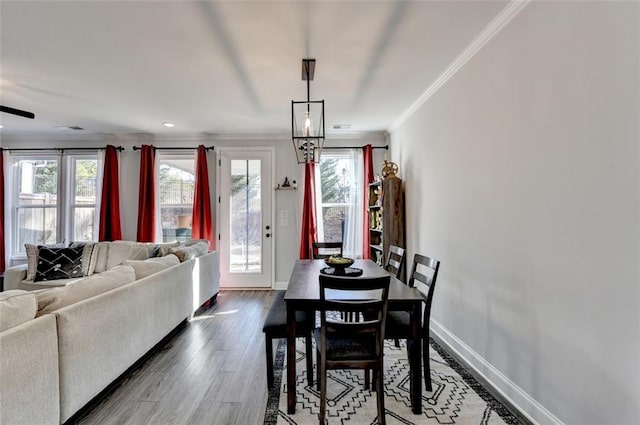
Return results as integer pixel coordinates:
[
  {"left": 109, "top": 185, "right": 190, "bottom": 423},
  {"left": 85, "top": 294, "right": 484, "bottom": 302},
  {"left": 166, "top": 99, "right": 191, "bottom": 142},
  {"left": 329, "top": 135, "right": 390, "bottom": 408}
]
[{"left": 4, "top": 264, "right": 28, "bottom": 291}]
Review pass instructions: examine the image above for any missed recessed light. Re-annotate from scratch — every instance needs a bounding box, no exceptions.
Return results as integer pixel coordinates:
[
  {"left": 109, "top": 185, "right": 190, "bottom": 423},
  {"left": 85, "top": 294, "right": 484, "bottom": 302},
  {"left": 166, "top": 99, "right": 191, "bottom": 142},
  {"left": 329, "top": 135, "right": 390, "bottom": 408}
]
[
  {"left": 163, "top": 122, "right": 175, "bottom": 128},
  {"left": 0, "top": 125, "right": 3, "bottom": 129}
]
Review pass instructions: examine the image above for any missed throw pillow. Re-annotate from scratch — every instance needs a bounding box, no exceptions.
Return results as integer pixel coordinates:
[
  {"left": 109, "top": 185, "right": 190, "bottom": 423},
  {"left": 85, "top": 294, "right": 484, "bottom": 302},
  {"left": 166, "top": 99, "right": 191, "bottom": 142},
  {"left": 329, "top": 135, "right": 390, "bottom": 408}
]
[
  {"left": 34, "top": 246, "right": 85, "bottom": 282},
  {"left": 69, "top": 242, "right": 99, "bottom": 276},
  {"left": 25, "top": 242, "right": 65, "bottom": 281},
  {"left": 169, "top": 246, "right": 199, "bottom": 262}
]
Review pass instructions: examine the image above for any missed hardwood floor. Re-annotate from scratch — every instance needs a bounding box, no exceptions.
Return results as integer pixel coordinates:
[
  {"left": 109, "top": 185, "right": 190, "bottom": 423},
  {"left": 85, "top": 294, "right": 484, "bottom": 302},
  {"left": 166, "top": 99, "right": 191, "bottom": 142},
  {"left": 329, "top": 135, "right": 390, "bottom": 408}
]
[{"left": 75, "top": 290, "right": 277, "bottom": 425}]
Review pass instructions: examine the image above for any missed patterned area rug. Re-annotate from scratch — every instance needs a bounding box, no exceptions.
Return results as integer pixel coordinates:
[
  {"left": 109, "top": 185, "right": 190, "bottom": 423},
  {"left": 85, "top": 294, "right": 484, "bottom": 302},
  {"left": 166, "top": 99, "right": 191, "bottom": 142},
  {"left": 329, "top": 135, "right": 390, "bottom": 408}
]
[{"left": 264, "top": 338, "right": 522, "bottom": 425}]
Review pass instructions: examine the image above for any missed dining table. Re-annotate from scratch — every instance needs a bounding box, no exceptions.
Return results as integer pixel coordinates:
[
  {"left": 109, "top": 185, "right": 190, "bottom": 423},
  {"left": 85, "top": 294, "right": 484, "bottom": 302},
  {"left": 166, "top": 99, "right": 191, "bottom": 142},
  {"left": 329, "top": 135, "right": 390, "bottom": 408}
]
[{"left": 284, "top": 259, "right": 424, "bottom": 414}]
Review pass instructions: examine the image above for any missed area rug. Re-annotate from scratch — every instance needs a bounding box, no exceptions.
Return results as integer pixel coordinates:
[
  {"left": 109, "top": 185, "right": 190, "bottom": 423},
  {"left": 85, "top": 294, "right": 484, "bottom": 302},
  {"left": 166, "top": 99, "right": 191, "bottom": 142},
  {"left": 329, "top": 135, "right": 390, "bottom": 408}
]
[{"left": 264, "top": 338, "right": 523, "bottom": 425}]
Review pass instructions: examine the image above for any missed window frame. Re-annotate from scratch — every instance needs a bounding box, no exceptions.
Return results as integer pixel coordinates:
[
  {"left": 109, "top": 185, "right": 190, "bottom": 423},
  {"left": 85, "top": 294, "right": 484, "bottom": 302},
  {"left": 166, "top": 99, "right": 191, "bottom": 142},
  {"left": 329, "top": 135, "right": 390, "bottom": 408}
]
[{"left": 9, "top": 151, "right": 100, "bottom": 259}]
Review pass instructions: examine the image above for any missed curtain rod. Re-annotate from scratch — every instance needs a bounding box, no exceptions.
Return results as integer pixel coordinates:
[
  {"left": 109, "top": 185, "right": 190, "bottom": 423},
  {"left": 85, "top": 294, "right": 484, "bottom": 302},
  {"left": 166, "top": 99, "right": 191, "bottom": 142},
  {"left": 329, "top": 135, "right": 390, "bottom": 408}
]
[
  {"left": 132, "top": 145, "right": 214, "bottom": 151},
  {"left": 0, "top": 146, "right": 124, "bottom": 152},
  {"left": 322, "top": 145, "right": 388, "bottom": 150}
]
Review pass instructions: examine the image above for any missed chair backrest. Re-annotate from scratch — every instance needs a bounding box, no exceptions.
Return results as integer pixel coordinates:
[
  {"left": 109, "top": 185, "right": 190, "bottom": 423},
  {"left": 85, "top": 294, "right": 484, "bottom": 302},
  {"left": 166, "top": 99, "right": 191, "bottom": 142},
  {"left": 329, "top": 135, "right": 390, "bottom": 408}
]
[
  {"left": 384, "top": 245, "right": 405, "bottom": 280},
  {"left": 318, "top": 275, "right": 390, "bottom": 348},
  {"left": 312, "top": 242, "right": 343, "bottom": 259},
  {"left": 408, "top": 253, "right": 440, "bottom": 325}
]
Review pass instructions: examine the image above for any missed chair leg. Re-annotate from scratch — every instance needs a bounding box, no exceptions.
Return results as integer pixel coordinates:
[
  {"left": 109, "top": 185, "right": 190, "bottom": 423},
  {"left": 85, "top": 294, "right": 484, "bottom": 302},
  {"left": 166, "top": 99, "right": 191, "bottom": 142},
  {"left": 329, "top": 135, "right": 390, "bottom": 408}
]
[
  {"left": 364, "top": 369, "right": 370, "bottom": 390},
  {"left": 319, "top": 354, "right": 327, "bottom": 425},
  {"left": 375, "top": 365, "right": 386, "bottom": 425},
  {"left": 394, "top": 338, "right": 400, "bottom": 347},
  {"left": 265, "top": 335, "right": 274, "bottom": 389},
  {"left": 423, "top": 336, "right": 432, "bottom": 391},
  {"left": 316, "top": 346, "right": 321, "bottom": 391},
  {"left": 305, "top": 335, "right": 314, "bottom": 386}
]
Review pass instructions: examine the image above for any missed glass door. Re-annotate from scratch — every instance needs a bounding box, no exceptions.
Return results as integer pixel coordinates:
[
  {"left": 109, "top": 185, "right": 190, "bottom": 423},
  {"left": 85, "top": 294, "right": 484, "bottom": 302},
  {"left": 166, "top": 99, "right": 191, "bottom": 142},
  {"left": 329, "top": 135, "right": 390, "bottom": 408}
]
[{"left": 219, "top": 149, "right": 273, "bottom": 288}]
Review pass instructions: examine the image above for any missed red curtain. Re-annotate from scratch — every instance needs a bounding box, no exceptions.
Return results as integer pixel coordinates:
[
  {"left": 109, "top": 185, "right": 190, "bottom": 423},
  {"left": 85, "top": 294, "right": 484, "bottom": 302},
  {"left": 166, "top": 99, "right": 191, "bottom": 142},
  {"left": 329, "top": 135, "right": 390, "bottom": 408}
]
[
  {"left": 362, "top": 145, "right": 375, "bottom": 259},
  {"left": 136, "top": 144, "right": 156, "bottom": 242},
  {"left": 99, "top": 145, "right": 122, "bottom": 241},
  {"left": 191, "top": 145, "right": 213, "bottom": 250},
  {"left": 299, "top": 162, "right": 317, "bottom": 259},
  {"left": 0, "top": 150, "right": 5, "bottom": 273}
]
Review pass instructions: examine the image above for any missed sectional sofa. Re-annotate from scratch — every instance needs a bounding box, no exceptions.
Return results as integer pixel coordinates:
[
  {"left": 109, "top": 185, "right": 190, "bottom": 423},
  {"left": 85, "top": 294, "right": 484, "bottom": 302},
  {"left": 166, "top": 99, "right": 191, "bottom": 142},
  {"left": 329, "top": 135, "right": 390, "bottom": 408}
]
[{"left": 0, "top": 240, "right": 219, "bottom": 425}]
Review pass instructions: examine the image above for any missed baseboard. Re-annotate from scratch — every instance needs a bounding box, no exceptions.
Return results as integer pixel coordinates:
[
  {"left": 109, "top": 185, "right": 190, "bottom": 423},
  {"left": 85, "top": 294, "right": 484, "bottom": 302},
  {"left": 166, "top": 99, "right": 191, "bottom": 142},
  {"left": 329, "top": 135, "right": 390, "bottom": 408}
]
[
  {"left": 274, "top": 281, "right": 288, "bottom": 290},
  {"left": 430, "top": 320, "right": 563, "bottom": 425}
]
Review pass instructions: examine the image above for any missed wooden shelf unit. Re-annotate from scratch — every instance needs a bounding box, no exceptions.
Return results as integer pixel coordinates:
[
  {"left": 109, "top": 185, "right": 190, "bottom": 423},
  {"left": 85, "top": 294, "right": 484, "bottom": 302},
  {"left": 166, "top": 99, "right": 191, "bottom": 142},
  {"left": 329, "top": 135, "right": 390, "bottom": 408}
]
[{"left": 367, "top": 177, "right": 404, "bottom": 279}]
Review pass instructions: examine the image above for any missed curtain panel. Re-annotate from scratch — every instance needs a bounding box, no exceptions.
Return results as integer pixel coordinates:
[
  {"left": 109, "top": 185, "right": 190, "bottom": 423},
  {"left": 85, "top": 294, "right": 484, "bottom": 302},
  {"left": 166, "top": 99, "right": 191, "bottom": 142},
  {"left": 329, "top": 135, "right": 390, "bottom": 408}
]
[
  {"left": 136, "top": 144, "right": 156, "bottom": 242},
  {"left": 99, "top": 145, "right": 123, "bottom": 241},
  {"left": 191, "top": 145, "right": 214, "bottom": 250},
  {"left": 299, "top": 162, "right": 317, "bottom": 259},
  {"left": 362, "top": 145, "right": 374, "bottom": 259}
]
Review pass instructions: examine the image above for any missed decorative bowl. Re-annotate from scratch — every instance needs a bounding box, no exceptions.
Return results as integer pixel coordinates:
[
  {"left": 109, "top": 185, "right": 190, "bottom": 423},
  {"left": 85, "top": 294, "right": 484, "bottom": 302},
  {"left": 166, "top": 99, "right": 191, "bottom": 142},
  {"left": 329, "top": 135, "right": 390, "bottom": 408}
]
[{"left": 324, "top": 256, "right": 355, "bottom": 270}]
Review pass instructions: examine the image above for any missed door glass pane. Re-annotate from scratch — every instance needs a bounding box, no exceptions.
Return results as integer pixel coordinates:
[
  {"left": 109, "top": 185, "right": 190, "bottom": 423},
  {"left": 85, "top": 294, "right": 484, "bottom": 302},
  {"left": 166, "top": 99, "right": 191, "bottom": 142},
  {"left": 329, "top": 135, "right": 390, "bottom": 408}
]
[{"left": 229, "top": 159, "right": 261, "bottom": 273}]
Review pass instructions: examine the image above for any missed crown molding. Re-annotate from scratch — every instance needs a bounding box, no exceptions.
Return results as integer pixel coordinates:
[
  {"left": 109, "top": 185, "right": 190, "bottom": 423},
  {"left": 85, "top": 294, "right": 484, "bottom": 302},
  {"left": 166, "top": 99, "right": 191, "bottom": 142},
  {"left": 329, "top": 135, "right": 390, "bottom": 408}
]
[{"left": 389, "top": 0, "right": 531, "bottom": 132}]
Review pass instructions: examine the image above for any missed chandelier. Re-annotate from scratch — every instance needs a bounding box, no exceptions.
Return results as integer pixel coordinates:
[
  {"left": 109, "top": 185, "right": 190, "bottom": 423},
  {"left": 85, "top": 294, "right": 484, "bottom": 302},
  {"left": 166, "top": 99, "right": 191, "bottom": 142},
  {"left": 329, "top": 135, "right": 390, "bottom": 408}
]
[{"left": 291, "top": 58, "right": 325, "bottom": 164}]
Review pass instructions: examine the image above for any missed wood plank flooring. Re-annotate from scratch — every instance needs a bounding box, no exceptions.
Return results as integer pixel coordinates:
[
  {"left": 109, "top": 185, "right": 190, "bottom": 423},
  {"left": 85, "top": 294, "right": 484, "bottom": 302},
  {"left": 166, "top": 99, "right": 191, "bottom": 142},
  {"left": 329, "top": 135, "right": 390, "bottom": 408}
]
[{"left": 75, "top": 290, "right": 277, "bottom": 425}]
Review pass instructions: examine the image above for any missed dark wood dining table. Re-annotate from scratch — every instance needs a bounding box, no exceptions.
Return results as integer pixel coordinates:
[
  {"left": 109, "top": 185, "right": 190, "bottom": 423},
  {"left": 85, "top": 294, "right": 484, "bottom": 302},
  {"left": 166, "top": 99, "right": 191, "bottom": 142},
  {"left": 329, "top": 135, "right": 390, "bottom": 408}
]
[{"left": 284, "top": 259, "right": 424, "bottom": 414}]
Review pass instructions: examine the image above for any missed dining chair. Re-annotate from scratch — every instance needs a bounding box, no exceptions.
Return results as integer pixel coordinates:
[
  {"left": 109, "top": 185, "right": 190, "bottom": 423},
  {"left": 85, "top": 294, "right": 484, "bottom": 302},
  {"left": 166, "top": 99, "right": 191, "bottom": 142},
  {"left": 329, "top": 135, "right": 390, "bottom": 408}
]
[
  {"left": 384, "top": 253, "right": 440, "bottom": 391},
  {"left": 311, "top": 241, "right": 343, "bottom": 259},
  {"left": 384, "top": 245, "right": 406, "bottom": 347},
  {"left": 315, "top": 274, "right": 390, "bottom": 425},
  {"left": 262, "top": 291, "right": 314, "bottom": 389},
  {"left": 385, "top": 245, "right": 405, "bottom": 281}
]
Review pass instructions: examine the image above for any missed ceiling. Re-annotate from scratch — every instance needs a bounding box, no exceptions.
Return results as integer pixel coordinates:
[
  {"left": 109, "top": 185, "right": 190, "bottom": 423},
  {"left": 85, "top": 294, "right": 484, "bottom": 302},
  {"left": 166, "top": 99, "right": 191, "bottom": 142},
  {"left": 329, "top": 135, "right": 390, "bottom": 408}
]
[{"left": 0, "top": 1, "right": 508, "bottom": 139}]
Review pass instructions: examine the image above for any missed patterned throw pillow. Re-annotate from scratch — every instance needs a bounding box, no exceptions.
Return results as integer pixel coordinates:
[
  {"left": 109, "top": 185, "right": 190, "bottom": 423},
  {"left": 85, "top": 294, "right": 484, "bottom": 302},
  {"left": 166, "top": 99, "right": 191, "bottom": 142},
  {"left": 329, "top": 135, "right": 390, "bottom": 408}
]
[
  {"left": 34, "top": 246, "right": 85, "bottom": 282},
  {"left": 25, "top": 243, "right": 65, "bottom": 281}
]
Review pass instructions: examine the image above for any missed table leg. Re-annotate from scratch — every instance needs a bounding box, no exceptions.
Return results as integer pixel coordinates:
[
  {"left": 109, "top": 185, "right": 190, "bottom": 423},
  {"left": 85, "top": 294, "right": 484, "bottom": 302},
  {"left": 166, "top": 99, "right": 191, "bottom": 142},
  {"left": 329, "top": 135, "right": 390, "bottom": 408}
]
[
  {"left": 287, "top": 304, "right": 297, "bottom": 414},
  {"left": 410, "top": 302, "right": 422, "bottom": 414}
]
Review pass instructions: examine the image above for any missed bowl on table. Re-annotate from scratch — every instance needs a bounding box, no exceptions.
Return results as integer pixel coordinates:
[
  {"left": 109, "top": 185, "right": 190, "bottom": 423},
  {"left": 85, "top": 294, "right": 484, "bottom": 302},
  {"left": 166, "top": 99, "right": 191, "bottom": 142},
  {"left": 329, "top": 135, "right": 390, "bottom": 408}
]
[{"left": 324, "top": 256, "right": 355, "bottom": 271}]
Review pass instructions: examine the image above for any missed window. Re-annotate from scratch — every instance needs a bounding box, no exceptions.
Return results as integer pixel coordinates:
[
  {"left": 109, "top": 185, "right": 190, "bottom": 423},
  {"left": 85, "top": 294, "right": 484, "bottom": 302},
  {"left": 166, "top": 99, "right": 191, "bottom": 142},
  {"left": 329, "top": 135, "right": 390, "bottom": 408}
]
[
  {"left": 315, "top": 150, "right": 364, "bottom": 258},
  {"left": 11, "top": 153, "right": 100, "bottom": 256},
  {"left": 68, "top": 157, "right": 98, "bottom": 242},
  {"left": 158, "top": 156, "right": 195, "bottom": 242},
  {"left": 14, "top": 157, "right": 59, "bottom": 252}
]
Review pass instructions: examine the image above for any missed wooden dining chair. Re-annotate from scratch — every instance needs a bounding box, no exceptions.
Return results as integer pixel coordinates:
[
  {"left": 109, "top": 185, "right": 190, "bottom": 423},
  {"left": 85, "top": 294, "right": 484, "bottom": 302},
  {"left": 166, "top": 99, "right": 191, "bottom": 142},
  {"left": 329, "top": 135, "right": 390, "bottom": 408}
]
[
  {"left": 384, "top": 245, "right": 406, "bottom": 347},
  {"left": 385, "top": 245, "right": 405, "bottom": 281},
  {"left": 311, "top": 242, "right": 343, "bottom": 259},
  {"left": 315, "top": 274, "right": 390, "bottom": 425},
  {"left": 262, "top": 291, "right": 314, "bottom": 389},
  {"left": 384, "top": 253, "right": 440, "bottom": 391}
]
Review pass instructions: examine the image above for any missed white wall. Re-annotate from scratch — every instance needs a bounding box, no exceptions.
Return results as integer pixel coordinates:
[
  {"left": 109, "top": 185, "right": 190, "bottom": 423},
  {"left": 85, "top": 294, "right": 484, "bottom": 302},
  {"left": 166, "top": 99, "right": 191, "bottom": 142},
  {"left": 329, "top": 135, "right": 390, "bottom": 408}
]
[{"left": 391, "top": 2, "right": 639, "bottom": 424}]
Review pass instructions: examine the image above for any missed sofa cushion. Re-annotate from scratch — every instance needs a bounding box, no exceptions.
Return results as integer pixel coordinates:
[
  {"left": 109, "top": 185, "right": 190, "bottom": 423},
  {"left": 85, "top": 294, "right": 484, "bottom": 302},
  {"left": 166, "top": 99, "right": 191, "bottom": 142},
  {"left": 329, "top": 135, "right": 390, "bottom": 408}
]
[
  {"left": 35, "top": 246, "right": 85, "bottom": 282},
  {"left": 0, "top": 290, "right": 37, "bottom": 332},
  {"left": 106, "top": 241, "right": 150, "bottom": 270},
  {"left": 25, "top": 242, "right": 65, "bottom": 281},
  {"left": 36, "top": 265, "right": 136, "bottom": 316},
  {"left": 124, "top": 254, "right": 180, "bottom": 280}
]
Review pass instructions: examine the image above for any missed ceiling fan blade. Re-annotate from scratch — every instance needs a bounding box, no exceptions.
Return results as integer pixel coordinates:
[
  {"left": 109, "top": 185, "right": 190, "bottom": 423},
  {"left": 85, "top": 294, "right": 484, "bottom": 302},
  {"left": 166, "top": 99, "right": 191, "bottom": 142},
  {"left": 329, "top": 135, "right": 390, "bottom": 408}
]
[{"left": 0, "top": 105, "right": 35, "bottom": 119}]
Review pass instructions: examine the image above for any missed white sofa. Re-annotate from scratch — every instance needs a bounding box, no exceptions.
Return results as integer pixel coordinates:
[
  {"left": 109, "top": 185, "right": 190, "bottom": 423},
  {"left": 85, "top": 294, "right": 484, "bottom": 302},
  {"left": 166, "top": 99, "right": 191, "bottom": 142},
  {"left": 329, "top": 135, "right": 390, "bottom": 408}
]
[{"left": 0, "top": 242, "right": 219, "bottom": 425}]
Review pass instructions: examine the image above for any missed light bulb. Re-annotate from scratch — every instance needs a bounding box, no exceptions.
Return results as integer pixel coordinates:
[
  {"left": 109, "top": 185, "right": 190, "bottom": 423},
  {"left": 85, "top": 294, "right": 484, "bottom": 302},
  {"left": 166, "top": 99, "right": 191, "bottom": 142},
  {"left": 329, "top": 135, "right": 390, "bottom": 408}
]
[{"left": 304, "top": 112, "right": 313, "bottom": 137}]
